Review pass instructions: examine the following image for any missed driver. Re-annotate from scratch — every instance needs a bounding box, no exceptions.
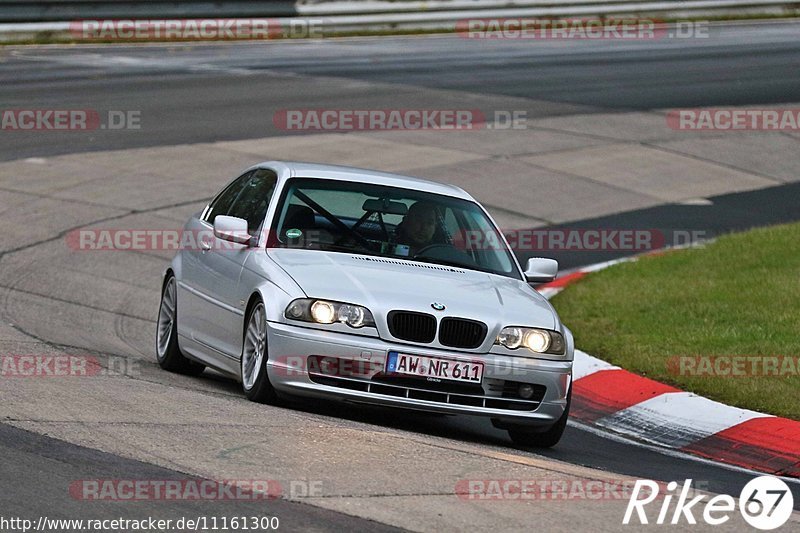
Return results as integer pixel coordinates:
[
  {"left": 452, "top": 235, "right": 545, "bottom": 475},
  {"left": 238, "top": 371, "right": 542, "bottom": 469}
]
[{"left": 396, "top": 201, "right": 438, "bottom": 255}]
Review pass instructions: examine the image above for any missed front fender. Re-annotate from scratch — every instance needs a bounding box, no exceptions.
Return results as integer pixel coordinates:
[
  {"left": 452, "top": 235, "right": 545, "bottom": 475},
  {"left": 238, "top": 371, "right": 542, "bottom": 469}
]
[
  {"left": 252, "top": 280, "right": 298, "bottom": 324},
  {"left": 563, "top": 324, "right": 575, "bottom": 364},
  {"left": 166, "top": 252, "right": 182, "bottom": 282}
]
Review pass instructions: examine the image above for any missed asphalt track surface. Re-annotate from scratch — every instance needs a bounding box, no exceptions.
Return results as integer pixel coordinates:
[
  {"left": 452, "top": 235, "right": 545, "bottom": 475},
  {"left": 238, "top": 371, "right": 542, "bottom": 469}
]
[
  {"left": 1, "top": 21, "right": 800, "bottom": 531},
  {"left": 2, "top": 21, "right": 800, "bottom": 160},
  {"left": 0, "top": 424, "right": 403, "bottom": 532}
]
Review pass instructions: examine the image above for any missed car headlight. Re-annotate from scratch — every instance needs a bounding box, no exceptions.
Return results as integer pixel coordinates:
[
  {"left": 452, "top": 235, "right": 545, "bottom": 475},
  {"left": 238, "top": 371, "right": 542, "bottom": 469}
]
[
  {"left": 285, "top": 298, "right": 375, "bottom": 328},
  {"left": 495, "top": 326, "right": 565, "bottom": 355},
  {"left": 310, "top": 300, "right": 336, "bottom": 324}
]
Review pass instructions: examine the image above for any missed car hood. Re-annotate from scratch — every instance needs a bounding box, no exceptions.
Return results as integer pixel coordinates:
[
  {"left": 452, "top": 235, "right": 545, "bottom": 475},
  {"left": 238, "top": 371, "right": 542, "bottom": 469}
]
[{"left": 267, "top": 249, "right": 557, "bottom": 331}]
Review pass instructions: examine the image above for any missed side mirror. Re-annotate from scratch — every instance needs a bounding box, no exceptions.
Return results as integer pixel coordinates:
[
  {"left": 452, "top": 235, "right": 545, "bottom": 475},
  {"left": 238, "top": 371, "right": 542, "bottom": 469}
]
[
  {"left": 213, "top": 215, "right": 251, "bottom": 245},
  {"left": 524, "top": 257, "right": 558, "bottom": 283}
]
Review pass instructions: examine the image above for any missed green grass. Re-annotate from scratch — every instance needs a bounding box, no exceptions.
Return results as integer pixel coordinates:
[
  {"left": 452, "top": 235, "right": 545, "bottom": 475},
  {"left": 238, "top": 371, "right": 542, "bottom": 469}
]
[{"left": 551, "top": 222, "right": 800, "bottom": 420}]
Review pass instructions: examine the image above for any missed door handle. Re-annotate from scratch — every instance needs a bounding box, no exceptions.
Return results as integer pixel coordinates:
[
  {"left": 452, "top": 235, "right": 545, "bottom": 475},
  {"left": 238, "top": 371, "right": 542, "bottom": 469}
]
[{"left": 200, "top": 240, "right": 212, "bottom": 252}]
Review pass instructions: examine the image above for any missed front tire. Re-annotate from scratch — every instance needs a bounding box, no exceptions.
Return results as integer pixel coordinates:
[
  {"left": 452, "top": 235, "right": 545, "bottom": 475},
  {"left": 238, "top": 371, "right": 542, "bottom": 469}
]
[
  {"left": 156, "top": 275, "right": 205, "bottom": 376},
  {"left": 241, "top": 300, "right": 278, "bottom": 404},
  {"left": 508, "top": 389, "right": 570, "bottom": 448}
]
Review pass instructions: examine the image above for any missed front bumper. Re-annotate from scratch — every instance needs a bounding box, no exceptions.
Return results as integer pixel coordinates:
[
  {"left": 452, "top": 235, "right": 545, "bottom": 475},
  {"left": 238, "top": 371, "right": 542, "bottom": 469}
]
[{"left": 266, "top": 321, "right": 572, "bottom": 427}]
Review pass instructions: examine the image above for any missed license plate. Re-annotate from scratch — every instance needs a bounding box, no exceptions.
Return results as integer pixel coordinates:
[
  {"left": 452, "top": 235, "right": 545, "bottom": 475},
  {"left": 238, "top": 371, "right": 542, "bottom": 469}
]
[{"left": 385, "top": 351, "right": 483, "bottom": 383}]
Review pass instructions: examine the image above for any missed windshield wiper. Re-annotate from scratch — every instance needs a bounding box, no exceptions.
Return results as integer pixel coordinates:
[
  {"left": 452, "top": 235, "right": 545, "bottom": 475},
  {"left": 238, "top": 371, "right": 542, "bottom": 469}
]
[
  {"left": 301, "top": 241, "right": 373, "bottom": 254},
  {"left": 412, "top": 255, "right": 494, "bottom": 274}
]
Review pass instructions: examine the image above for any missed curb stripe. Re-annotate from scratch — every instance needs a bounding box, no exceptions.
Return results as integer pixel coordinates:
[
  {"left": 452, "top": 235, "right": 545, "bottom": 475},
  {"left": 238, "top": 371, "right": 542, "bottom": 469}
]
[
  {"left": 541, "top": 256, "right": 800, "bottom": 477},
  {"left": 572, "top": 369, "right": 679, "bottom": 423},
  {"left": 541, "top": 270, "right": 587, "bottom": 289},
  {"left": 681, "top": 417, "right": 800, "bottom": 476},
  {"left": 595, "top": 392, "right": 771, "bottom": 449},
  {"left": 536, "top": 270, "right": 589, "bottom": 299},
  {"left": 572, "top": 349, "right": 619, "bottom": 381}
]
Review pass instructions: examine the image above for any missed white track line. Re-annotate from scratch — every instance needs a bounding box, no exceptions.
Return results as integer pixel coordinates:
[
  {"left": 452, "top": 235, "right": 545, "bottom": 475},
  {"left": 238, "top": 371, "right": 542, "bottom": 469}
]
[{"left": 568, "top": 419, "right": 800, "bottom": 485}]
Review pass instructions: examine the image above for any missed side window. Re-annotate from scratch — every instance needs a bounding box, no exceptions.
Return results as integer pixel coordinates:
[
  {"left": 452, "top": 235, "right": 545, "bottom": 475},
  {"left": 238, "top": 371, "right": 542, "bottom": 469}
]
[
  {"left": 226, "top": 169, "right": 278, "bottom": 236},
  {"left": 202, "top": 169, "right": 277, "bottom": 237},
  {"left": 203, "top": 171, "right": 253, "bottom": 225}
]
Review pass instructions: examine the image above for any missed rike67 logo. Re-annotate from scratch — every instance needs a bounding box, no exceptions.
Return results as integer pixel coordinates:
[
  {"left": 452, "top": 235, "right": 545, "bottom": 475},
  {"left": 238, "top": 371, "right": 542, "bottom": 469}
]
[{"left": 624, "top": 476, "right": 794, "bottom": 530}]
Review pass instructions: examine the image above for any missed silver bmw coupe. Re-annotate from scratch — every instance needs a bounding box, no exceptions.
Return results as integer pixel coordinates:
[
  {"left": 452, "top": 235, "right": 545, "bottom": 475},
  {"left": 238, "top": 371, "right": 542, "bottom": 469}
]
[{"left": 156, "top": 161, "right": 574, "bottom": 447}]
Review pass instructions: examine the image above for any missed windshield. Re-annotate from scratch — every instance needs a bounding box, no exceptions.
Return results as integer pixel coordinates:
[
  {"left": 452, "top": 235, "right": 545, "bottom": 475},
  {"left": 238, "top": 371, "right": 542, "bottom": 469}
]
[{"left": 269, "top": 178, "right": 520, "bottom": 279}]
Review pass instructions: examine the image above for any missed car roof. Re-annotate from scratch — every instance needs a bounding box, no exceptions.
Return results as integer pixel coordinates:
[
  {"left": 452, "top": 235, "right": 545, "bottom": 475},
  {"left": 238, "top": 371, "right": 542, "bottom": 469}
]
[{"left": 256, "top": 160, "right": 475, "bottom": 201}]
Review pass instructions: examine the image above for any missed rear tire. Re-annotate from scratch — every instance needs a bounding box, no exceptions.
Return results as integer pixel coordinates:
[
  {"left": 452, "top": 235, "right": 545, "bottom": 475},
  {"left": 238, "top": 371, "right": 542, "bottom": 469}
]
[
  {"left": 508, "top": 389, "right": 570, "bottom": 448},
  {"left": 241, "top": 300, "right": 278, "bottom": 404},
  {"left": 156, "top": 275, "right": 205, "bottom": 376}
]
